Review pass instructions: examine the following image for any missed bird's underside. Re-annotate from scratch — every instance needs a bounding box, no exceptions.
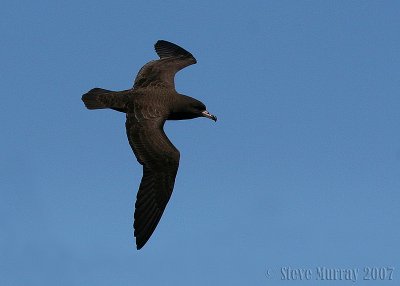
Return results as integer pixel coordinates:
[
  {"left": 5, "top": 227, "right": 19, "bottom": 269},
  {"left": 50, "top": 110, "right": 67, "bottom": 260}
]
[{"left": 82, "top": 40, "right": 216, "bottom": 249}]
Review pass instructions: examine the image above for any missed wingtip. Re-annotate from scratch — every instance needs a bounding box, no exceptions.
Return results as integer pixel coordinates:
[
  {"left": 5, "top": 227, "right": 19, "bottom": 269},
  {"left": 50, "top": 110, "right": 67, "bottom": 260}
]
[
  {"left": 135, "top": 236, "right": 147, "bottom": 250},
  {"left": 154, "top": 40, "right": 196, "bottom": 61}
]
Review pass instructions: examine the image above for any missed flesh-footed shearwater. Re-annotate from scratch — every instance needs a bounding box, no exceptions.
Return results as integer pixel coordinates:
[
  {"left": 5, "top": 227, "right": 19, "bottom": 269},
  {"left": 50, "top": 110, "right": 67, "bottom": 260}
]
[{"left": 82, "top": 40, "right": 217, "bottom": 249}]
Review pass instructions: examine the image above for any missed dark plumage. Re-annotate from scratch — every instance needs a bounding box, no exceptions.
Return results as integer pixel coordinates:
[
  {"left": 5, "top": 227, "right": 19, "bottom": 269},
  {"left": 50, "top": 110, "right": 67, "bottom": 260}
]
[{"left": 82, "top": 40, "right": 216, "bottom": 250}]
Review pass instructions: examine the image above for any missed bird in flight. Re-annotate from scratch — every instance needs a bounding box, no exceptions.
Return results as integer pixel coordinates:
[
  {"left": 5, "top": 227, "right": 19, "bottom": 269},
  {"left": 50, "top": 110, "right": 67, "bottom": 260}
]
[{"left": 82, "top": 40, "right": 217, "bottom": 249}]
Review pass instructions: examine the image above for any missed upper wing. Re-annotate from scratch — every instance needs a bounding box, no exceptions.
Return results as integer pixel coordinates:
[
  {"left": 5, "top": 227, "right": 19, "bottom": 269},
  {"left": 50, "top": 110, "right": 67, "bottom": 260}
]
[
  {"left": 126, "top": 113, "right": 180, "bottom": 249},
  {"left": 133, "top": 40, "right": 197, "bottom": 90}
]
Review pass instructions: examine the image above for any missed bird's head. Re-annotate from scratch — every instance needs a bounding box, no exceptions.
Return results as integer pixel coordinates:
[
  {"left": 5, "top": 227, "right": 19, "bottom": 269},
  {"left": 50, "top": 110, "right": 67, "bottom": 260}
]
[
  {"left": 189, "top": 100, "right": 217, "bottom": 122},
  {"left": 171, "top": 96, "right": 217, "bottom": 122}
]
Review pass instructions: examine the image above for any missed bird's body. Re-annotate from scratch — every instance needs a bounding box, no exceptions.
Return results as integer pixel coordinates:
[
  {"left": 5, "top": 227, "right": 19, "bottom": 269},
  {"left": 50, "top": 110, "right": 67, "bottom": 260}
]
[{"left": 82, "top": 40, "right": 216, "bottom": 249}]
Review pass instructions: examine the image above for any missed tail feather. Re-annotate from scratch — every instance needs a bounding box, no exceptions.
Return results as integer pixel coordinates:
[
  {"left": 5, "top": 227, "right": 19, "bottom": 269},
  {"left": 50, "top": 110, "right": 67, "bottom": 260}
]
[{"left": 82, "top": 88, "right": 112, "bottom": 110}]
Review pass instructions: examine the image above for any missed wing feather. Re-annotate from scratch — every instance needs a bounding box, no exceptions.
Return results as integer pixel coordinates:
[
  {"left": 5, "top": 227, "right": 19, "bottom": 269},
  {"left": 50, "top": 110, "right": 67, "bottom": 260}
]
[
  {"left": 133, "top": 40, "right": 197, "bottom": 89},
  {"left": 126, "top": 114, "right": 180, "bottom": 249}
]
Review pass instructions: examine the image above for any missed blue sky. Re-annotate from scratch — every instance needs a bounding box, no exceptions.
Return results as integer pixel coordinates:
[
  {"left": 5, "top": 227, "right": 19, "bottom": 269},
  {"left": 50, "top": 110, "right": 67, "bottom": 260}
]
[{"left": 1, "top": 1, "right": 399, "bottom": 285}]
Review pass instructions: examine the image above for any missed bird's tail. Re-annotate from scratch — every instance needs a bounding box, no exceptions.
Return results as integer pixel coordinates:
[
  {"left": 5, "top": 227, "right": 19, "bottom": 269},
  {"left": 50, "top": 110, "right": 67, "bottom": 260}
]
[
  {"left": 82, "top": 88, "right": 128, "bottom": 112},
  {"left": 82, "top": 88, "right": 114, "bottom": 109}
]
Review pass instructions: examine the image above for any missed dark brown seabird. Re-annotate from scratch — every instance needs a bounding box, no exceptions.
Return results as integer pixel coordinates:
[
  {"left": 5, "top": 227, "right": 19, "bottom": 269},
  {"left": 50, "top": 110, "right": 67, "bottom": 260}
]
[{"left": 82, "top": 40, "right": 217, "bottom": 250}]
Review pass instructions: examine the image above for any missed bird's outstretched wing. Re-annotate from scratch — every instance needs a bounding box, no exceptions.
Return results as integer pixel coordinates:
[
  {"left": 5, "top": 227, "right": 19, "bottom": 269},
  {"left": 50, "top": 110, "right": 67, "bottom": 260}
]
[
  {"left": 126, "top": 112, "right": 180, "bottom": 249},
  {"left": 133, "top": 40, "right": 197, "bottom": 90}
]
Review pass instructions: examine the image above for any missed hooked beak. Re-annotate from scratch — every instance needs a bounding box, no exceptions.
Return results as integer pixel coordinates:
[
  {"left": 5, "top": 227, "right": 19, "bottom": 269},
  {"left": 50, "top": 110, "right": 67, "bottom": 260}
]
[{"left": 201, "top": 110, "right": 217, "bottom": 122}]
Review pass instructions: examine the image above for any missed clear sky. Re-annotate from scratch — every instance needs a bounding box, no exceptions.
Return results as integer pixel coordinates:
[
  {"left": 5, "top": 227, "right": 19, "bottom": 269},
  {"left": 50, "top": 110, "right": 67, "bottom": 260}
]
[{"left": 1, "top": 1, "right": 399, "bottom": 285}]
